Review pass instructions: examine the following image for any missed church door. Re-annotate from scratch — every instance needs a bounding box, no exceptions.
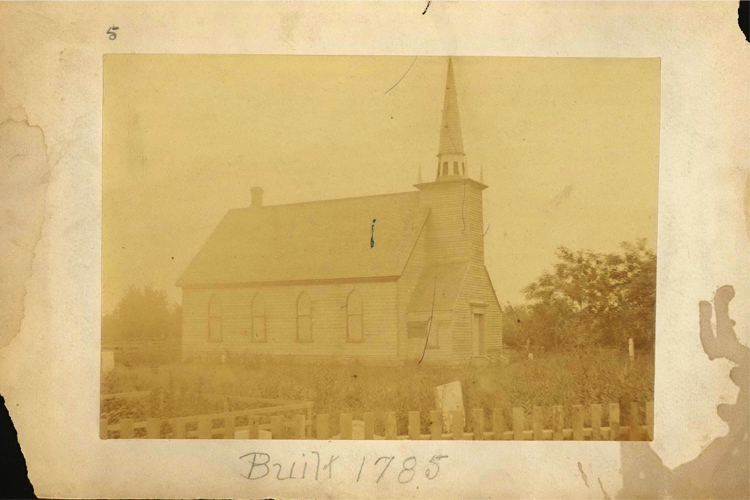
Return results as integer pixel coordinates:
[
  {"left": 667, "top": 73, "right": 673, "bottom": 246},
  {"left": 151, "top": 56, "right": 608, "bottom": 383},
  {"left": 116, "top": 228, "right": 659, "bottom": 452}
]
[{"left": 471, "top": 312, "right": 485, "bottom": 356}]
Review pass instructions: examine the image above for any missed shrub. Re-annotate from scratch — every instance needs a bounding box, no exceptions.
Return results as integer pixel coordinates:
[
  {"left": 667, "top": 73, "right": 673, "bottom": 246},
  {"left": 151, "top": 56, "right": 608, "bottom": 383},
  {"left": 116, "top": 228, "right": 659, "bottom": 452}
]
[{"left": 102, "top": 349, "right": 653, "bottom": 433}]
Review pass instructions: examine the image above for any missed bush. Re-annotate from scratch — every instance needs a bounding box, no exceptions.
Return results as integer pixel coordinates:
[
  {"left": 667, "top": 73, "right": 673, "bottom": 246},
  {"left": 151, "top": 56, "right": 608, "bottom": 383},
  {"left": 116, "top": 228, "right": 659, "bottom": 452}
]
[{"left": 102, "top": 348, "right": 654, "bottom": 434}]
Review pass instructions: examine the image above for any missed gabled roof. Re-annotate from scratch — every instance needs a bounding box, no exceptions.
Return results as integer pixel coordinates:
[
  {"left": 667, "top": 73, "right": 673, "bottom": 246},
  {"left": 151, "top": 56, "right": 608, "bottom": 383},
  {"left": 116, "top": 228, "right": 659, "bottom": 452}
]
[
  {"left": 408, "top": 262, "right": 468, "bottom": 313},
  {"left": 177, "top": 192, "right": 430, "bottom": 286},
  {"left": 438, "top": 58, "right": 465, "bottom": 156}
]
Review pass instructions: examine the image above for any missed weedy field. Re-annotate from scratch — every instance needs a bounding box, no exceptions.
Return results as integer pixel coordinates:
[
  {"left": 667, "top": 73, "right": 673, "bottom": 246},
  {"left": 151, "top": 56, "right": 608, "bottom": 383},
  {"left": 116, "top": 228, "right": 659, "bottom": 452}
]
[{"left": 102, "top": 348, "right": 653, "bottom": 435}]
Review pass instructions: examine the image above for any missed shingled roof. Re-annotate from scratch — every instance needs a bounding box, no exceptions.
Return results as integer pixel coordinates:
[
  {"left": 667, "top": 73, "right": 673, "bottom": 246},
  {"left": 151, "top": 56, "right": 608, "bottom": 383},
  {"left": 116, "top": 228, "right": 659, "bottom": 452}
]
[
  {"left": 407, "top": 262, "right": 468, "bottom": 313},
  {"left": 177, "top": 191, "right": 430, "bottom": 286}
]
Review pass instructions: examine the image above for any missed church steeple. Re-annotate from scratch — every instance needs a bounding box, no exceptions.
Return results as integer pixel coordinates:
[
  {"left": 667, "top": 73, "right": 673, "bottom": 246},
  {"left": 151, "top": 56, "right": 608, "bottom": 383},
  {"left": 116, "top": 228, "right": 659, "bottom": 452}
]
[{"left": 436, "top": 58, "right": 466, "bottom": 181}]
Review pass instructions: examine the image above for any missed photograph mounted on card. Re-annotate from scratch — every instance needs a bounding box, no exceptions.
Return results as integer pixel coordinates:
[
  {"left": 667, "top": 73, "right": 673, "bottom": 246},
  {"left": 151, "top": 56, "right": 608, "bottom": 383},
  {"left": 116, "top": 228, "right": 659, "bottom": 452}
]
[{"left": 101, "top": 55, "right": 659, "bottom": 442}]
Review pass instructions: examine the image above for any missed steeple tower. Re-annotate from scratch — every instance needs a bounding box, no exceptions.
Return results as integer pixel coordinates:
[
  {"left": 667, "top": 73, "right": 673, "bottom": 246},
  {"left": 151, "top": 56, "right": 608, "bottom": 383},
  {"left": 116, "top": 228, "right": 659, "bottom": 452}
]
[
  {"left": 415, "top": 56, "right": 488, "bottom": 267},
  {"left": 436, "top": 58, "right": 466, "bottom": 181}
]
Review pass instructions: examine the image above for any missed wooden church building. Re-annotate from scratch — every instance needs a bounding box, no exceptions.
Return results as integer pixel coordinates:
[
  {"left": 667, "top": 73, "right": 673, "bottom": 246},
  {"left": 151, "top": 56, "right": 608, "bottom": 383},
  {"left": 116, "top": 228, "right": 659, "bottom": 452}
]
[{"left": 177, "top": 59, "right": 503, "bottom": 365}]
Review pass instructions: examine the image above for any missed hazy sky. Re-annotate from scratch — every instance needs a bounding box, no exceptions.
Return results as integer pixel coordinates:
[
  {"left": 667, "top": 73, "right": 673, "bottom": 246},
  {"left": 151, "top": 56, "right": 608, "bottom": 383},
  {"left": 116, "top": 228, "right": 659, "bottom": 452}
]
[{"left": 103, "top": 55, "right": 659, "bottom": 313}]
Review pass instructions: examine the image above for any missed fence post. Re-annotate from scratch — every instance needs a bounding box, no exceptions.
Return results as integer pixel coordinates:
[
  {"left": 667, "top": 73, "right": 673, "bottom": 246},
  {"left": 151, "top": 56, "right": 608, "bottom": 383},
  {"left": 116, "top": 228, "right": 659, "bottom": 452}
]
[
  {"left": 591, "top": 404, "right": 602, "bottom": 441},
  {"left": 147, "top": 418, "right": 161, "bottom": 438},
  {"left": 609, "top": 403, "right": 620, "bottom": 441},
  {"left": 472, "top": 409, "right": 484, "bottom": 440},
  {"left": 294, "top": 414, "right": 306, "bottom": 439},
  {"left": 492, "top": 408, "right": 505, "bottom": 440},
  {"left": 532, "top": 406, "right": 544, "bottom": 440},
  {"left": 340, "top": 413, "right": 353, "bottom": 440},
  {"left": 430, "top": 410, "right": 443, "bottom": 440},
  {"left": 385, "top": 412, "right": 397, "bottom": 440},
  {"left": 316, "top": 414, "right": 329, "bottom": 440},
  {"left": 364, "top": 413, "right": 375, "bottom": 440},
  {"left": 174, "top": 418, "right": 186, "bottom": 439},
  {"left": 629, "top": 402, "right": 640, "bottom": 441},
  {"left": 646, "top": 402, "right": 654, "bottom": 440},
  {"left": 271, "top": 416, "right": 283, "bottom": 439},
  {"left": 100, "top": 419, "right": 108, "bottom": 440},
  {"left": 120, "top": 419, "right": 134, "bottom": 439},
  {"left": 408, "top": 411, "right": 421, "bottom": 440},
  {"left": 572, "top": 405, "right": 584, "bottom": 441},
  {"left": 198, "top": 417, "right": 212, "bottom": 439},
  {"left": 451, "top": 410, "right": 464, "bottom": 440},
  {"left": 552, "top": 406, "right": 564, "bottom": 440},
  {"left": 512, "top": 407, "right": 524, "bottom": 440},
  {"left": 224, "top": 415, "right": 235, "bottom": 439},
  {"left": 249, "top": 415, "right": 259, "bottom": 439}
]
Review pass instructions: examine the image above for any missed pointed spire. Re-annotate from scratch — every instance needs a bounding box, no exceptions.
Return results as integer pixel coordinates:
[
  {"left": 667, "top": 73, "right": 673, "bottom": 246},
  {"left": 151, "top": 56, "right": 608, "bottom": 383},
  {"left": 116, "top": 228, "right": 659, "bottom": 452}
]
[
  {"left": 435, "top": 58, "right": 468, "bottom": 182},
  {"left": 438, "top": 58, "right": 465, "bottom": 156},
  {"left": 418, "top": 164, "right": 423, "bottom": 184}
]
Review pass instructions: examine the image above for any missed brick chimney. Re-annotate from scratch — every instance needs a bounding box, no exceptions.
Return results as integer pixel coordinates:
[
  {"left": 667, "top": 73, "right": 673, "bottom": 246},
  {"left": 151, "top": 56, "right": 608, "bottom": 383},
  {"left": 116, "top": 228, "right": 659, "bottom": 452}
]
[{"left": 251, "top": 186, "right": 264, "bottom": 208}]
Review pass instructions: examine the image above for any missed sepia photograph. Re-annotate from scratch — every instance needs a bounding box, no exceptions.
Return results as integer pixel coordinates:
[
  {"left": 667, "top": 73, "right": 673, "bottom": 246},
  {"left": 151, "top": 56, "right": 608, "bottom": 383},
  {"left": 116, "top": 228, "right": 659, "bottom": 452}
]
[{"left": 101, "top": 55, "right": 659, "bottom": 441}]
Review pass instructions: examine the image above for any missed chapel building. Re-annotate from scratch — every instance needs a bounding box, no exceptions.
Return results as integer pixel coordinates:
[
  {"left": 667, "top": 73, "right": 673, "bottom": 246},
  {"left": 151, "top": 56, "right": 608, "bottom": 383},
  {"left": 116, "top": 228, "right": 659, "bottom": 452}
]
[{"left": 177, "top": 59, "right": 503, "bottom": 365}]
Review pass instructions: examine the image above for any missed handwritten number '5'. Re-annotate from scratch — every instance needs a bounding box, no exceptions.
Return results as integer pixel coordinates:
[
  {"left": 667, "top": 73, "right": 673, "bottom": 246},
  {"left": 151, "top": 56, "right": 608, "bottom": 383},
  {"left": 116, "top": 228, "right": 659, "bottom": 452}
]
[
  {"left": 425, "top": 454, "right": 448, "bottom": 480},
  {"left": 107, "top": 26, "right": 119, "bottom": 40}
]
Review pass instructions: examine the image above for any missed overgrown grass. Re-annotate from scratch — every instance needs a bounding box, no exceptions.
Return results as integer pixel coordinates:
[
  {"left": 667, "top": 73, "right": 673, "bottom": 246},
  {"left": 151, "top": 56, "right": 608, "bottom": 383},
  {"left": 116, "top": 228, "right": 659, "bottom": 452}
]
[{"left": 102, "top": 348, "right": 653, "bottom": 435}]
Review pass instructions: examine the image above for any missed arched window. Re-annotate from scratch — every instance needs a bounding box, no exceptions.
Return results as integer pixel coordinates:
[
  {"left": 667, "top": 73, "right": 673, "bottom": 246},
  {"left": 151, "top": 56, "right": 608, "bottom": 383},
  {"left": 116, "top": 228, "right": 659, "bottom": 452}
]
[
  {"left": 347, "top": 290, "right": 363, "bottom": 342},
  {"left": 252, "top": 294, "right": 266, "bottom": 342},
  {"left": 297, "top": 292, "right": 312, "bottom": 342},
  {"left": 208, "top": 295, "right": 222, "bottom": 342}
]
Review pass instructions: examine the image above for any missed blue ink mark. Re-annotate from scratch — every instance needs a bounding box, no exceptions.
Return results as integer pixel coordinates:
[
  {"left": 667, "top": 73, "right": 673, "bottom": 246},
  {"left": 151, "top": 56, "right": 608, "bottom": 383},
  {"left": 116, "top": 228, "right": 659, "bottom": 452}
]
[{"left": 370, "top": 219, "right": 376, "bottom": 248}]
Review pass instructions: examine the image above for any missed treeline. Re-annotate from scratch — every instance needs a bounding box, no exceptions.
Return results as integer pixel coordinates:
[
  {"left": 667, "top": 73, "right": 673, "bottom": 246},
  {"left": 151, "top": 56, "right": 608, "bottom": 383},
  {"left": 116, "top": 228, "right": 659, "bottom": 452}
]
[
  {"left": 503, "top": 239, "right": 656, "bottom": 352},
  {"left": 102, "top": 286, "right": 181, "bottom": 343}
]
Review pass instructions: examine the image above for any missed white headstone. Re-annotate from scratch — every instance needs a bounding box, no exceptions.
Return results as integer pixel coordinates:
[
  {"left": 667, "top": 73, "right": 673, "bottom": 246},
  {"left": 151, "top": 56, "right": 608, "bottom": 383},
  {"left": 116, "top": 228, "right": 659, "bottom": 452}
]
[
  {"left": 101, "top": 350, "right": 115, "bottom": 374},
  {"left": 628, "top": 338, "right": 635, "bottom": 360},
  {"left": 434, "top": 381, "right": 464, "bottom": 433},
  {"left": 527, "top": 352, "right": 534, "bottom": 360}
]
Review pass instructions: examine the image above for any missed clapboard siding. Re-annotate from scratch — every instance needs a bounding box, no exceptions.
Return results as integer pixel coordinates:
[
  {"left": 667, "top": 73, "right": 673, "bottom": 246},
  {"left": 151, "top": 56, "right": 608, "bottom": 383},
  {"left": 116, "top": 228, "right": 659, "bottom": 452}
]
[
  {"left": 181, "top": 180, "right": 500, "bottom": 365},
  {"left": 418, "top": 181, "right": 470, "bottom": 264},
  {"left": 452, "top": 263, "right": 503, "bottom": 361},
  {"left": 401, "top": 318, "right": 455, "bottom": 364},
  {"left": 182, "top": 281, "right": 399, "bottom": 361},
  {"left": 464, "top": 185, "right": 485, "bottom": 267},
  {"left": 397, "top": 228, "right": 432, "bottom": 361}
]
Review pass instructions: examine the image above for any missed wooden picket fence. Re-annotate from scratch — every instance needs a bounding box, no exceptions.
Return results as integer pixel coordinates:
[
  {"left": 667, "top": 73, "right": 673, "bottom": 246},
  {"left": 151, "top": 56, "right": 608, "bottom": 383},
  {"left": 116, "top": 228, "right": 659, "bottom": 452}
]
[{"left": 101, "top": 401, "right": 653, "bottom": 441}]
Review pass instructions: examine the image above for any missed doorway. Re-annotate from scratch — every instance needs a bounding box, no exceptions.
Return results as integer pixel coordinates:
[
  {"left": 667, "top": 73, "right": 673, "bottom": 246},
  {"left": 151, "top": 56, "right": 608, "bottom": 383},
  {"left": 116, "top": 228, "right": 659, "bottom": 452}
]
[{"left": 471, "top": 312, "right": 485, "bottom": 356}]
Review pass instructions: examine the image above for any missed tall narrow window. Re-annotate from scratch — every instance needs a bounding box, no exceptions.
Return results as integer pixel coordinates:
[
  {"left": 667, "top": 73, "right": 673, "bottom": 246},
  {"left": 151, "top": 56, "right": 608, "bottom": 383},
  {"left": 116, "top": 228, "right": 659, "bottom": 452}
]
[
  {"left": 442, "top": 162, "right": 449, "bottom": 175},
  {"left": 453, "top": 161, "right": 459, "bottom": 175},
  {"left": 462, "top": 162, "right": 465, "bottom": 175},
  {"left": 252, "top": 294, "right": 266, "bottom": 341},
  {"left": 208, "top": 295, "right": 222, "bottom": 342},
  {"left": 297, "top": 292, "right": 312, "bottom": 342},
  {"left": 347, "top": 290, "right": 363, "bottom": 342}
]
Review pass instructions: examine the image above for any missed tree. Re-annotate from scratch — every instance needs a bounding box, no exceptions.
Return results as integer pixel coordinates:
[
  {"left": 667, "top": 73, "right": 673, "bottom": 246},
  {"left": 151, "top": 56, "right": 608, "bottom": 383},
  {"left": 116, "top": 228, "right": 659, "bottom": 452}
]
[
  {"left": 520, "top": 239, "right": 656, "bottom": 351},
  {"left": 501, "top": 303, "right": 531, "bottom": 348},
  {"left": 102, "top": 286, "right": 181, "bottom": 342}
]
